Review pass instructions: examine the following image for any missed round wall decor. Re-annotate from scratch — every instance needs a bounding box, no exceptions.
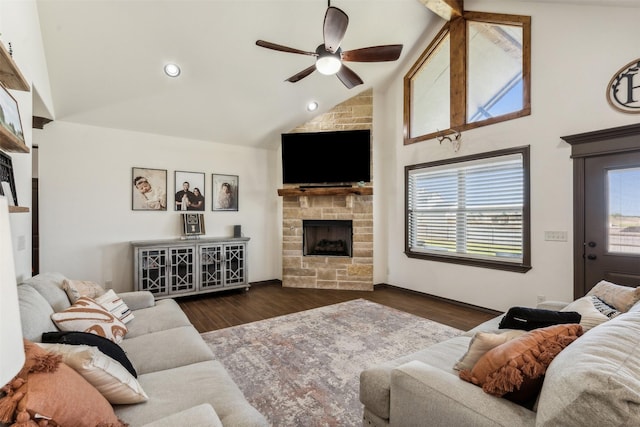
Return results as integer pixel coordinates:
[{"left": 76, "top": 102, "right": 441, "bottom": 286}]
[{"left": 607, "top": 58, "right": 640, "bottom": 114}]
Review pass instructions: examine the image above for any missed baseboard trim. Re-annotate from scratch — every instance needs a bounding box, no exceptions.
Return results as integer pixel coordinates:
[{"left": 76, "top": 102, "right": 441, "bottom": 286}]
[
  {"left": 374, "top": 283, "right": 502, "bottom": 316},
  {"left": 249, "top": 279, "right": 282, "bottom": 287}
]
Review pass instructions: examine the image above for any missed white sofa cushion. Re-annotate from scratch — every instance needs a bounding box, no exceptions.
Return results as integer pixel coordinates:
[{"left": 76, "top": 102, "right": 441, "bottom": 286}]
[
  {"left": 140, "top": 404, "right": 222, "bottom": 427},
  {"left": 114, "top": 361, "right": 268, "bottom": 427},
  {"left": 536, "top": 309, "right": 640, "bottom": 426},
  {"left": 21, "top": 272, "right": 71, "bottom": 312},
  {"left": 119, "top": 326, "right": 214, "bottom": 375},
  {"left": 17, "top": 284, "right": 58, "bottom": 342},
  {"left": 123, "top": 298, "right": 192, "bottom": 339}
]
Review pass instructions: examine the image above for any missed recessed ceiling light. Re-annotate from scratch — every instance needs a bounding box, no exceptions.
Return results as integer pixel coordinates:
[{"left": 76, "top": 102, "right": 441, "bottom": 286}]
[
  {"left": 164, "top": 63, "right": 181, "bottom": 77},
  {"left": 307, "top": 101, "right": 319, "bottom": 112}
]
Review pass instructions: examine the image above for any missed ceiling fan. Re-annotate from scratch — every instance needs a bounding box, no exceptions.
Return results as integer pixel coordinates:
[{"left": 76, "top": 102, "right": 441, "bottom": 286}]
[{"left": 256, "top": 2, "right": 403, "bottom": 89}]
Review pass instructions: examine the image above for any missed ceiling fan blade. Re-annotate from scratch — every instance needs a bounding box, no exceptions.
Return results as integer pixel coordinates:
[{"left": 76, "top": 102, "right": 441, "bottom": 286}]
[
  {"left": 336, "top": 64, "right": 363, "bottom": 89},
  {"left": 323, "top": 6, "right": 349, "bottom": 54},
  {"left": 341, "top": 44, "right": 404, "bottom": 62},
  {"left": 256, "top": 40, "right": 317, "bottom": 57},
  {"left": 286, "top": 65, "right": 317, "bottom": 83}
]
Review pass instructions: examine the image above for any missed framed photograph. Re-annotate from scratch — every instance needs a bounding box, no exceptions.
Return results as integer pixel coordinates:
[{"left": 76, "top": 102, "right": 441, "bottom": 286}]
[
  {"left": 132, "top": 167, "right": 167, "bottom": 211},
  {"left": 0, "top": 84, "right": 25, "bottom": 147},
  {"left": 182, "top": 213, "right": 205, "bottom": 236},
  {"left": 0, "top": 151, "right": 17, "bottom": 206},
  {"left": 212, "top": 174, "right": 239, "bottom": 211},
  {"left": 174, "top": 171, "right": 205, "bottom": 211}
]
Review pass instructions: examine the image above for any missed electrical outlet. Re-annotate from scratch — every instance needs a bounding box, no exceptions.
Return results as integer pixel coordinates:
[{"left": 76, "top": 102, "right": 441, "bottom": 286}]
[{"left": 544, "top": 231, "right": 568, "bottom": 242}]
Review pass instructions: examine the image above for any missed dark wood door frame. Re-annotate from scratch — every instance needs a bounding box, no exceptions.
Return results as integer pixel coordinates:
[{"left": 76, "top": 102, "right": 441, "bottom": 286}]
[{"left": 561, "top": 123, "right": 640, "bottom": 299}]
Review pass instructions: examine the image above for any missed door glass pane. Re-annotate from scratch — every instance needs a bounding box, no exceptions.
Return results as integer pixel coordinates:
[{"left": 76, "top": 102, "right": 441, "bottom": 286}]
[
  {"left": 410, "top": 34, "right": 450, "bottom": 137},
  {"left": 608, "top": 167, "right": 640, "bottom": 254},
  {"left": 467, "top": 21, "right": 523, "bottom": 123}
]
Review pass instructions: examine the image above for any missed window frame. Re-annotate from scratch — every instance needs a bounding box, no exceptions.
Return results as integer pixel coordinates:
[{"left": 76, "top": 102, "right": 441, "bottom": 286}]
[
  {"left": 404, "top": 12, "right": 531, "bottom": 145},
  {"left": 405, "top": 145, "right": 531, "bottom": 272}
]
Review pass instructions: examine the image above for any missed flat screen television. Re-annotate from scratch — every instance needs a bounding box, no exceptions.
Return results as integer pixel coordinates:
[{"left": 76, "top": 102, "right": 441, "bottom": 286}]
[{"left": 281, "top": 129, "right": 371, "bottom": 185}]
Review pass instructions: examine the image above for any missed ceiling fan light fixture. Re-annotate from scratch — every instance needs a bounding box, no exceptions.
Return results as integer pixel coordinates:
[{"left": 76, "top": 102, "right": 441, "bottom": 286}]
[
  {"left": 316, "top": 56, "right": 341, "bottom": 75},
  {"left": 315, "top": 45, "right": 342, "bottom": 75},
  {"left": 164, "top": 63, "right": 181, "bottom": 78}
]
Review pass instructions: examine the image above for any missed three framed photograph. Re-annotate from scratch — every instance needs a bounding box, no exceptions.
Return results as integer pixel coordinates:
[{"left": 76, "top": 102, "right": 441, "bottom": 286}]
[{"left": 130, "top": 168, "right": 238, "bottom": 213}]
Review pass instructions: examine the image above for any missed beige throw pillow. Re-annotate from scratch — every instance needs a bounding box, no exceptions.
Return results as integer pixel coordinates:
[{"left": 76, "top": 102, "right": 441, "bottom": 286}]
[
  {"left": 561, "top": 296, "right": 615, "bottom": 332},
  {"left": 454, "top": 330, "right": 526, "bottom": 371},
  {"left": 586, "top": 280, "right": 640, "bottom": 312},
  {"left": 51, "top": 297, "right": 128, "bottom": 343},
  {"left": 95, "top": 289, "right": 135, "bottom": 324},
  {"left": 37, "top": 342, "right": 148, "bottom": 404},
  {"left": 62, "top": 279, "right": 106, "bottom": 303}
]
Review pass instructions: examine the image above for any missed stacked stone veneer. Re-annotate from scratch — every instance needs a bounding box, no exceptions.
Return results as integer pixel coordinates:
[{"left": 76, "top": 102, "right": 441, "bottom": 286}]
[
  {"left": 281, "top": 89, "right": 374, "bottom": 291},
  {"left": 282, "top": 194, "right": 373, "bottom": 290}
]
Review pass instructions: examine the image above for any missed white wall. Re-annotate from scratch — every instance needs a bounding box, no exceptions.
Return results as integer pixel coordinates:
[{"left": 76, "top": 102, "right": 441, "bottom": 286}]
[
  {"left": 35, "top": 121, "right": 281, "bottom": 292},
  {"left": 0, "top": 0, "right": 53, "bottom": 281},
  {"left": 375, "top": 1, "right": 640, "bottom": 312}
]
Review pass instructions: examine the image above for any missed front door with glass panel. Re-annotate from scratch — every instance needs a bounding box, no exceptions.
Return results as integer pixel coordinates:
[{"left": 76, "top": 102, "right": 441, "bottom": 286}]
[{"left": 584, "top": 151, "right": 640, "bottom": 290}]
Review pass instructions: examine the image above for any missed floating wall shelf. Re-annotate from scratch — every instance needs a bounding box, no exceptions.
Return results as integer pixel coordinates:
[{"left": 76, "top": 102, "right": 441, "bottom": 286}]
[
  {"left": 8, "top": 206, "right": 28, "bottom": 213},
  {"left": 277, "top": 187, "right": 373, "bottom": 197},
  {"left": 0, "top": 41, "right": 30, "bottom": 91},
  {"left": 0, "top": 41, "right": 29, "bottom": 153}
]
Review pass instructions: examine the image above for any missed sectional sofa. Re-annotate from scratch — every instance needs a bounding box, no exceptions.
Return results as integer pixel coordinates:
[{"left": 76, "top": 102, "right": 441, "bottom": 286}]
[
  {"left": 14, "top": 272, "right": 269, "bottom": 427},
  {"left": 360, "top": 282, "right": 640, "bottom": 426}
]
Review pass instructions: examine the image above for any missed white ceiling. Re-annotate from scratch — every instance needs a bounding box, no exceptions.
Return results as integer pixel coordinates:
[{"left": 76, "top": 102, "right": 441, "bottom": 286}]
[
  {"left": 35, "top": 0, "right": 436, "bottom": 149},
  {"left": 34, "top": 0, "right": 638, "bottom": 149}
]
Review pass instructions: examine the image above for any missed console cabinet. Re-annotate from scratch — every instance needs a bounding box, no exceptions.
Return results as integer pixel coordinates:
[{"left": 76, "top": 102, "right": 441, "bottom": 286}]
[{"left": 132, "top": 237, "right": 249, "bottom": 299}]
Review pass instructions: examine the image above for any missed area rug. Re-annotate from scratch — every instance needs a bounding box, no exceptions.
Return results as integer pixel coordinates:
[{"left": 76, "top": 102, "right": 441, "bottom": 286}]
[{"left": 200, "top": 299, "right": 461, "bottom": 426}]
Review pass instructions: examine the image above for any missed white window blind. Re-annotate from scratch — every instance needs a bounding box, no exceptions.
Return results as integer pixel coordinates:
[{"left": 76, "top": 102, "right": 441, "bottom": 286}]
[{"left": 408, "top": 152, "right": 525, "bottom": 264}]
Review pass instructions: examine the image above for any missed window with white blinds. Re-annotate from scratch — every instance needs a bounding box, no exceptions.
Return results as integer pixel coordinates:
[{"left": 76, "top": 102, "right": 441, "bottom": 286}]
[{"left": 406, "top": 146, "right": 531, "bottom": 272}]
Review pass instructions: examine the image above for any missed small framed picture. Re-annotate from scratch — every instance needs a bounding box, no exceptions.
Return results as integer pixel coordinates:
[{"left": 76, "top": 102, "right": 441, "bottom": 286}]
[
  {"left": 212, "top": 174, "right": 239, "bottom": 211},
  {"left": 0, "top": 84, "right": 25, "bottom": 147},
  {"left": 182, "top": 213, "right": 205, "bottom": 236},
  {"left": 132, "top": 167, "right": 167, "bottom": 211},
  {"left": 0, "top": 151, "right": 18, "bottom": 206},
  {"left": 174, "top": 171, "right": 205, "bottom": 211}
]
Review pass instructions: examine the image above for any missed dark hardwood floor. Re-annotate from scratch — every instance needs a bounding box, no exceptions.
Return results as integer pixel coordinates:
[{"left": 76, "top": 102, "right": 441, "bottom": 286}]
[{"left": 178, "top": 281, "right": 499, "bottom": 333}]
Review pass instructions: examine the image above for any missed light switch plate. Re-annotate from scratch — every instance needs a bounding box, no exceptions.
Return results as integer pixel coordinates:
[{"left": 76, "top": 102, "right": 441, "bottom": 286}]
[{"left": 544, "top": 231, "right": 568, "bottom": 242}]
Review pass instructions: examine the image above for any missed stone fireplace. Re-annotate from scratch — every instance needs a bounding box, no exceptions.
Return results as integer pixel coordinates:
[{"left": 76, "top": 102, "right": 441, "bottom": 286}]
[
  {"left": 280, "top": 89, "right": 373, "bottom": 290},
  {"left": 280, "top": 187, "right": 373, "bottom": 291}
]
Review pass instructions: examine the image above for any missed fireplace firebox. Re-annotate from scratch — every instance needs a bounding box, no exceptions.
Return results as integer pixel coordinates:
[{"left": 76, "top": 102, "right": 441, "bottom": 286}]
[{"left": 303, "top": 220, "right": 353, "bottom": 257}]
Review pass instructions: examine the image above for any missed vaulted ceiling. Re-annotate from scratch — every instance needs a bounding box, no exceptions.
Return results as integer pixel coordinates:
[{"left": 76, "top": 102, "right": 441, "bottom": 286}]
[
  {"left": 34, "top": 0, "right": 638, "bottom": 149},
  {"left": 35, "top": 0, "right": 436, "bottom": 149}
]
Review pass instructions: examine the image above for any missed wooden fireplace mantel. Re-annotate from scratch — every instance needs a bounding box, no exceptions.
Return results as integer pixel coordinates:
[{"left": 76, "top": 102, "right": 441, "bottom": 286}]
[{"left": 277, "top": 187, "right": 373, "bottom": 197}]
